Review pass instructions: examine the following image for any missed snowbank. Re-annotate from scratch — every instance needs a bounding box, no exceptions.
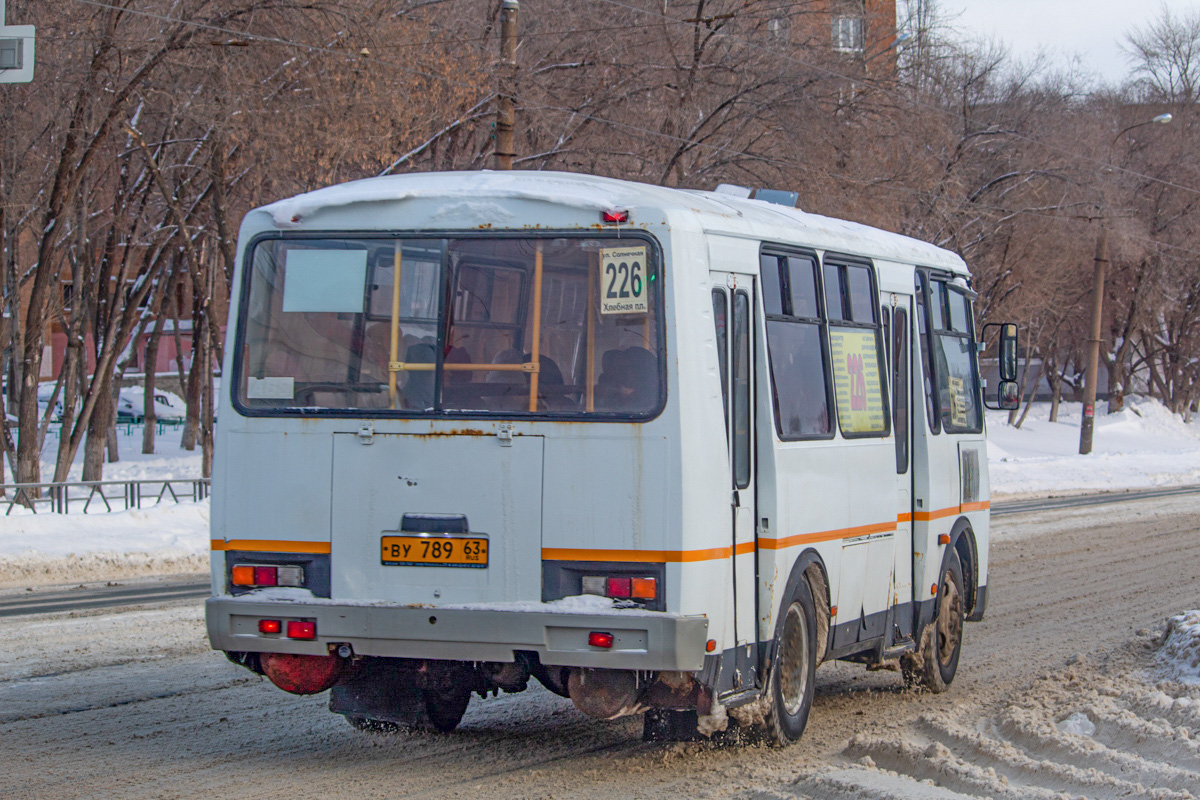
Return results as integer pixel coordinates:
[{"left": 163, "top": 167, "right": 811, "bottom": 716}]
[
  {"left": 988, "top": 396, "right": 1200, "bottom": 497},
  {"left": 1156, "top": 610, "right": 1200, "bottom": 685}
]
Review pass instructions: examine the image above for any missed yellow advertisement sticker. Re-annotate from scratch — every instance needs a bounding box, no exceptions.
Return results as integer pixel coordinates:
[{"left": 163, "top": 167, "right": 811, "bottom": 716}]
[{"left": 829, "top": 328, "right": 886, "bottom": 434}]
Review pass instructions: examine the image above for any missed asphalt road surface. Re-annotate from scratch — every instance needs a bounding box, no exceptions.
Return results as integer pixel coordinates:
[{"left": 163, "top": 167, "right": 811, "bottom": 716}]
[{"left": 2, "top": 493, "right": 1199, "bottom": 799}]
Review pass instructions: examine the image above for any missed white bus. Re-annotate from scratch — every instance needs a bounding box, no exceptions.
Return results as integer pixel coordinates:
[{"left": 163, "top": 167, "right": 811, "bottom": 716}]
[{"left": 206, "top": 171, "right": 1019, "bottom": 744}]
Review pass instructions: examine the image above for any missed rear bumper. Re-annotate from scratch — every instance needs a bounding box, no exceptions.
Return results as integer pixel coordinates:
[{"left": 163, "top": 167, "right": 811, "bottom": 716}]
[{"left": 206, "top": 596, "right": 710, "bottom": 671}]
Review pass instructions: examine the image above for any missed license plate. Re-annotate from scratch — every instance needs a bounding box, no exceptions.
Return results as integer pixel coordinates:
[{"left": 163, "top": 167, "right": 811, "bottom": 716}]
[{"left": 380, "top": 535, "right": 488, "bottom": 568}]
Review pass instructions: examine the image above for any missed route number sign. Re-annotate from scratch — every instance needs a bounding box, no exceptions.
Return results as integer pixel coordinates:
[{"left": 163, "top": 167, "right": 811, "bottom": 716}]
[{"left": 599, "top": 246, "right": 648, "bottom": 315}]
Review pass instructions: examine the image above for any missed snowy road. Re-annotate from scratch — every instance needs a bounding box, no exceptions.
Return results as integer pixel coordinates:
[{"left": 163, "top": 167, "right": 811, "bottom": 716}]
[{"left": 3, "top": 496, "right": 1200, "bottom": 799}]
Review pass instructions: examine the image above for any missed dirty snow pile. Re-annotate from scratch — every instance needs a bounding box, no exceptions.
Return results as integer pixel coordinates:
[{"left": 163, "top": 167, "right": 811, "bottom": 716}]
[{"left": 1155, "top": 610, "right": 1200, "bottom": 686}]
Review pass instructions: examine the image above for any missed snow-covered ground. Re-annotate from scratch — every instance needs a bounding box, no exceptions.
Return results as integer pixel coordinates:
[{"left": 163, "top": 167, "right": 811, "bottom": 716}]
[
  {"left": 2, "top": 397, "right": 1200, "bottom": 580},
  {"left": 988, "top": 395, "right": 1200, "bottom": 498}
]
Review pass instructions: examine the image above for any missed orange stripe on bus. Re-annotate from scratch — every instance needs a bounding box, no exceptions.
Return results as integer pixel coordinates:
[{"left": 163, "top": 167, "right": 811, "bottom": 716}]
[
  {"left": 759, "top": 520, "right": 896, "bottom": 550},
  {"left": 211, "top": 539, "right": 332, "bottom": 555},
  {"left": 541, "top": 546, "right": 732, "bottom": 563},
  {"left": 734, "top": 541, "right": 756, "bottom": 556},
  {"left": 911, "top": 500, "right": 991, "bottom": 522}
]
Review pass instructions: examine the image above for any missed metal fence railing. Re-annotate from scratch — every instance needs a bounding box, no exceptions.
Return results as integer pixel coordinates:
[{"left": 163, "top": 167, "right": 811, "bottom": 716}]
[{"left": 0, "top": 478, "right": 210, "bottom": 515}]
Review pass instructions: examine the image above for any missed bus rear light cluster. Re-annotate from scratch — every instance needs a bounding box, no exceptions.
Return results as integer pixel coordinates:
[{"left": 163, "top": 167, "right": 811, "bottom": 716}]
[
  {"left": 286, "top": 621, "right": 316, "bottom": 640},
  {"left": 256, "top": 619, "right": 316, "bottom": 639},
  {"left": 581, "top": 575, "right": 657, "bottom": 601},
  {"left": 231, "top": 564, "right": 305, "bottom": 588}
]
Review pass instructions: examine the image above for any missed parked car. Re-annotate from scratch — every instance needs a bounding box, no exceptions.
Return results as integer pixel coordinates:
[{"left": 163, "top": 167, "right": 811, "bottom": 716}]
[{"left": 116, "top": 387, "right": 187, "bottom": 422}]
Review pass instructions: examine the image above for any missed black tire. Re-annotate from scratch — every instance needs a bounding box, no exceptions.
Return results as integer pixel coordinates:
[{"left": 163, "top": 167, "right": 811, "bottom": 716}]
[
  {"left": 912, "top": 550, "right": 965, "bottom": 693},
  {"left": 761, "top": 577, "right": 818, "bottom": 746}
]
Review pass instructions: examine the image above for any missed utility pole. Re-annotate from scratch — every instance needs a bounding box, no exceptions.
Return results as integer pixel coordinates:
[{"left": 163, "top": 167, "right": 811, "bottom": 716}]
[
  {"left": 1079, "top": 226, "right": 1108, "bottom": 455},
  {"left": 494, "top": 0, "right": 518, "bottom": 170}
]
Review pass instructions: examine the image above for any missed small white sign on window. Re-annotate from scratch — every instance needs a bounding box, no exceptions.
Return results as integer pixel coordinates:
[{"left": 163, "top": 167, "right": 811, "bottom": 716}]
[
  {"left": 247, "top": 376, "right": 294, "bottom": 399},
  {"left": 599, "top": 246, "right": 649, "bottom": 315},
  {"left": 282, "top": 250, "right": 368, "bottom": 313}
]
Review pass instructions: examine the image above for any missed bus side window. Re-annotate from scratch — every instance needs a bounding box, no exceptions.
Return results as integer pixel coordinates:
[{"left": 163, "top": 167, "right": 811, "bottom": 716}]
[
  {"left": 762, "top": 251, "right": 832, "bottom": 439},
  {"left": 893, "top": 307, "right": 910, "bottom": 473},
  {"left": 915, "top": 273, "right": 941, "bottom": 434},
  {"left": 713, "top": 290, "right": 729, "bottom": 438},
  {"left": 733, "top": 291, "right": 751, "bottom": 489},
  {"left": 824, "top": 260, "right": 889, "bottom": 438}
]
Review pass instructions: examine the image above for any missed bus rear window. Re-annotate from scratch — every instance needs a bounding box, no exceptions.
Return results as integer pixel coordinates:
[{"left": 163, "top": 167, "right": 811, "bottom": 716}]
[{"left": 237, "top": 235, "right": 664, "bottom": 418}]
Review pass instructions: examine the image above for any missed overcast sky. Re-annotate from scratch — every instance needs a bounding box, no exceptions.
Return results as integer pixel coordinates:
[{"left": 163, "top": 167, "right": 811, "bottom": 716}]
[{"left": 936, "top": 1, "right": 1199, "bottom": 86}]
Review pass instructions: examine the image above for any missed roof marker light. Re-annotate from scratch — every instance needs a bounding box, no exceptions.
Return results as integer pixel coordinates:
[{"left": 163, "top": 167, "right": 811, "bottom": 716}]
[{"left": 601, "top": 209, "right": 629, "bottom": 224}]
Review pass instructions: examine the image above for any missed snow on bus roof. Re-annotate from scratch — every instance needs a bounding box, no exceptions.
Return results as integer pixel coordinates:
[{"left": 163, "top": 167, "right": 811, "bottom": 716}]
[{"left": 262, "top": 170, "right": 965, "bottom": 272}]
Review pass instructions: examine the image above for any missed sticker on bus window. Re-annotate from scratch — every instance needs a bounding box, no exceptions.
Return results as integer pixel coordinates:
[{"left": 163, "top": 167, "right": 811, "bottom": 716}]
[
  {"left": 282, "top": 250, "right": 368, "bottom": 313},
  {"left": 599, "top": 246, "right": 648, "bottom": 315},
  {"left": 829, "top": 328, "right": 886, "bottom": 434},
  {"left": 247, "top": 376, "right": 294, "bottom": 399},
  {"left": 949, "top": 376, "right": 968, "bottom": 426}
]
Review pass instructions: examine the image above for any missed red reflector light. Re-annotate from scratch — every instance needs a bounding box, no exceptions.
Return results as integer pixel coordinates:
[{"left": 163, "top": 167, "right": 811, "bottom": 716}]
[
  {"left": 601, "top": 209, "right": 629, "bottom": 224},
  {"left": 254, "top": 566, "right": 278, "bottom": 586},
  {"left": 606, "top": 577, "right": 631, "bottom": 598},
  {"left": 588, "top": 631, "right": 614, "bottom": 648},
  {"left": 631, "top": 577, "right": 657, "bottom": 599},
  {"left": 286, "top": 620, "right": 316, "bottom": 640},
  {"left": 258, "top": 619, "right": 282, "bottom": 634}
]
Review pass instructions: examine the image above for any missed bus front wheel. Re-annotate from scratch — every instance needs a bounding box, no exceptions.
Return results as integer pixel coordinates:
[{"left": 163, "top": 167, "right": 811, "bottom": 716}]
[
  {"left": 762, "top": 578, "right": 817, "bottom": 746},
  {"left": 906, "top": 550, "right": 965, "bottom": 693}
]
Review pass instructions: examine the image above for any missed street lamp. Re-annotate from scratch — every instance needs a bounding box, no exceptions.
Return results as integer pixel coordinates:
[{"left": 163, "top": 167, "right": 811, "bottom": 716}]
[{"left": 1079, "top": 112, "right": 1173, "bottom": 455}]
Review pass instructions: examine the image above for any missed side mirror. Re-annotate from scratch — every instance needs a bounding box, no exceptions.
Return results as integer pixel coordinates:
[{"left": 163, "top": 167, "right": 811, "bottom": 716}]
[
  {"left": 996, "top": 380, "right": 1019, "bottom": 411},
  {"left": 998, "top": 323, "right": 1018, "bottom": 382},
  {"left": 982, "top": 322, "right": 1021, "bottom": 411}
]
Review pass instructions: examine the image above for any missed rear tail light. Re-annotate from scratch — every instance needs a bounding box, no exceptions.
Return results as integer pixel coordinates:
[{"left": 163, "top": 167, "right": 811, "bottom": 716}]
[
  {"left": 258, "top": 619, "right": 282, "bottom": 634},
  {"left": 606, "top": 577, "right": 631, "bottom": 599},
  {"left": 286, "top": 620, "right": 316, "bottom": 640},
  {"left": 230, "top": 563, "right": 305, "bottom": 589},
  {"left": 588, "top": 631, "right": 614, "bottom": 648},
  {"left": 582, "top": 575, "right": 658, "bottom": 603},
  {"left": 630, "top": 577, "right": 657, "bottom": 599},
  {"left": 253, "top": 566, "right": 278, "bottom": 586}
]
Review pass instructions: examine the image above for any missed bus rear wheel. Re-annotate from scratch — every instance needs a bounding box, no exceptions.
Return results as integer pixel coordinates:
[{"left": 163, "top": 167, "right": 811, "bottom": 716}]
[
  {"left": 906, "top": 550, "right": 965, "bottom": 693},
  {"left": 761, "top": 578, "right": 817, "bottom": 746}
]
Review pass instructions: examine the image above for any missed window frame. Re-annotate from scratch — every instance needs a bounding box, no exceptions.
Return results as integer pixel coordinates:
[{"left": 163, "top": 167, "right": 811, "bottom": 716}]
[
  {"left": 230, "top": 229, "right": 668, "bottom": 422},
  {"left": 759, "top": 245, "right": 836, "bottom": 442},
  {"left": 926, "top": 276, "right": 984, "bottom": 435},
  {"left": 822, "top": 255, "right": 891, "bottom": 440}
]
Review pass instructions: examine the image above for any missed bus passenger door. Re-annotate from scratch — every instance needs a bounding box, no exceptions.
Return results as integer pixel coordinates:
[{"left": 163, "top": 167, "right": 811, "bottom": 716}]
[
  {"left": 887, "top": 295, "right": 915, "bottom": 641},
  {"left": 712, "top": 276, "right": 758, "bottom": 689}
]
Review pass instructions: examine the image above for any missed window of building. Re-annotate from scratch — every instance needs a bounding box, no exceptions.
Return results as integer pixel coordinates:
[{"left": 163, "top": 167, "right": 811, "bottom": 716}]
[{"left": 832, "top": 16, "right": 864, "bottom": 53}]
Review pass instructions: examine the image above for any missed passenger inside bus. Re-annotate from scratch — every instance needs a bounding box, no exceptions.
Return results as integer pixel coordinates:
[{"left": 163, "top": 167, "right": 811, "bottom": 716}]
[{"left": 595, "top": 346, "right": 657, "bottom": 411}]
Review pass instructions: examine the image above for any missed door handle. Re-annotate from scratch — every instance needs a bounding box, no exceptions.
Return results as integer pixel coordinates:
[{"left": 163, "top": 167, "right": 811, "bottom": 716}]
[{"left": 732, "top": 490, "right": 741, "bottom": 508}]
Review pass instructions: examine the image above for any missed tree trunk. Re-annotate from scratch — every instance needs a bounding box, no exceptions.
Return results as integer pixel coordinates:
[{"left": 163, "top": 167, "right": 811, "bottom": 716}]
[{"left": 81, "top": 377, "right": 113, "bottom": 482}]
